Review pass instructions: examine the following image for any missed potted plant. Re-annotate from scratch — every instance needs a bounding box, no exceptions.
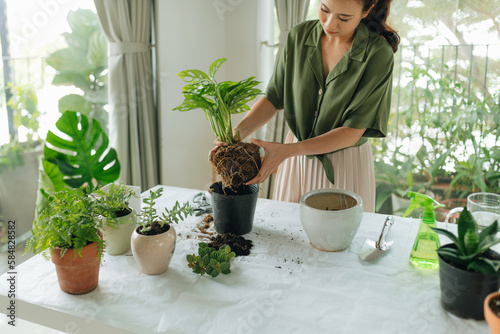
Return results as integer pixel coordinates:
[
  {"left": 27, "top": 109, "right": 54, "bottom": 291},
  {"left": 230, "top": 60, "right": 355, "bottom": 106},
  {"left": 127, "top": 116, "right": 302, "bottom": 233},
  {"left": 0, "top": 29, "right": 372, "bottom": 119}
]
[
  {"left": 25, "top": 188, "right": 105, "bottom": 295},
  {"left": 173, "top": 58, "right": 261, "bottom": 235},
  {"left": 131, "top": 188, "right": 193, "bottom": 275},
  {"left": 432, "top": 207, "right": 500, "bottom": 320},
  {"left": 94, "top": 183, "right": 138, "bottom": 256}
]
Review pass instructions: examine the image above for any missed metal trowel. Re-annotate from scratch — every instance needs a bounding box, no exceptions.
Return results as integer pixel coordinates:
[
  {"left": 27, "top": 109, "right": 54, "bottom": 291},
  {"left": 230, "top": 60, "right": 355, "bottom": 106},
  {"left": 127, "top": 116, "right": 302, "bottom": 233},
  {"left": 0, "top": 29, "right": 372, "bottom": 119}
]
[{"left": 358, "top": 216, "right": 394, "bottom": 261}]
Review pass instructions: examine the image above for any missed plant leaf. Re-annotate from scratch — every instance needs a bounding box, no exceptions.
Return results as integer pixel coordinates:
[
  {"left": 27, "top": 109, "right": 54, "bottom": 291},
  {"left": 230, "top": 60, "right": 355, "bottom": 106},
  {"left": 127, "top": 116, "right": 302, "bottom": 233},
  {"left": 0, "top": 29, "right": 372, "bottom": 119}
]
[
  {"left": 467, "top": 257, "right": 500, "bottom": 275},
  {"left": 437, "top": 247, "right": 468, "bottom": 266},
  {"left": 209, "top": 58, "right": 227, "bottom": 79},
  {"left": 176, "top": 69, "right": 210, "bottom": 83},
  {"left": 457, "top": 207, "right": 477, "bottom": 254},
  {"left": 477, "top": 220, "right": 500, "bottom": 253},
  {"left": 43, "top": 111, "right": 120, "bottom": 191}
]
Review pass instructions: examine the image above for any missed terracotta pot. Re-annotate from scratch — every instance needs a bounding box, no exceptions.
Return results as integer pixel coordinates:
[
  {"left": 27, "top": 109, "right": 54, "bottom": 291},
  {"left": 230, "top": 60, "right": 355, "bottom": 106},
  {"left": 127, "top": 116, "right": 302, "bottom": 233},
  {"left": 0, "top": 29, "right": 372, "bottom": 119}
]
[
  {"left": 102, "top": 208, "right": 137, "bottom": 255},
  {"left": 51, "top": 242, "right": 100, "bottom": 295},
  {"left": 130, "top": 224, "right": 176, "bottom": 275},
  {"left": 485, "top": 292, "right": 500, "bottom": 334}
]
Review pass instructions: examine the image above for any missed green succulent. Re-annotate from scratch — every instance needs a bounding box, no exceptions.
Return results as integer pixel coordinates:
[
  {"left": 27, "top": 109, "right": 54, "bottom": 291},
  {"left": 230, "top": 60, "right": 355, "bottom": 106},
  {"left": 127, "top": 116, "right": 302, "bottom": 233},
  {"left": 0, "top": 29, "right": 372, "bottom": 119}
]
[
  {"left": 187, "top": 242, "right": 235, "bottom": 278},
  {"left": 138, "top": 188, "right": 193, "bottom": 233},
  {"left": 432, "top": 207, "right": 500, "bottom": 275}
]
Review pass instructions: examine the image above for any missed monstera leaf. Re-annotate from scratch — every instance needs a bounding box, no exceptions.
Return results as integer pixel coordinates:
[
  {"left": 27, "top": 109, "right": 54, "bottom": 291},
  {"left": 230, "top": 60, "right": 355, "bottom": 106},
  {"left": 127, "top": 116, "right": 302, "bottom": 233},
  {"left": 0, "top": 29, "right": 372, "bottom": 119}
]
[{"left": 43, "top": 110, "right": 120, "bottom": 192}]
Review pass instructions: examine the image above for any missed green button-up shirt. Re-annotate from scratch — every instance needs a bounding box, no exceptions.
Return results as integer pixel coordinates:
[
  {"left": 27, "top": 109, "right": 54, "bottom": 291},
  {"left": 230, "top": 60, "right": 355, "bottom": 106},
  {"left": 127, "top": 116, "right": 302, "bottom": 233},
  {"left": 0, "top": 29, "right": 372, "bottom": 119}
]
[{"left": 265, "top": 20, "right": 394, "bottom": 184}]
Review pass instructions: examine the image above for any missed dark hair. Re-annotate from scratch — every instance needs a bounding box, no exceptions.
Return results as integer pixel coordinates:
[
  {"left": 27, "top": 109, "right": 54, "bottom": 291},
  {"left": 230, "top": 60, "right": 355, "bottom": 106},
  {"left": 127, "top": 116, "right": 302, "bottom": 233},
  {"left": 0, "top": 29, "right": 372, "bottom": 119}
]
[{"left": 360, "top": 0, "right": 400, "bottom": 53}]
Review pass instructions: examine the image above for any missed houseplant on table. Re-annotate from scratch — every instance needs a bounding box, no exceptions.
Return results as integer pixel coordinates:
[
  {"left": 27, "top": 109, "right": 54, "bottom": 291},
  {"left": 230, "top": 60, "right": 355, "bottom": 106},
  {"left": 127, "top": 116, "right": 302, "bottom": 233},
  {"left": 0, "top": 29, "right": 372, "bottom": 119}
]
[
  {"left": 131, "top": 188, "right": 193, "bottom": 275},
  {"left": 173, "top": 58, "right": 261, "bottom": 235},
  {"left": 25, "top": 187, "right": 106, "bottom": 295},
  {"left": 431, "top": 207, "right": 500, "bottom": 320},
  {"left": 94, "top": 183, "right": 138, "bottom": 256}
]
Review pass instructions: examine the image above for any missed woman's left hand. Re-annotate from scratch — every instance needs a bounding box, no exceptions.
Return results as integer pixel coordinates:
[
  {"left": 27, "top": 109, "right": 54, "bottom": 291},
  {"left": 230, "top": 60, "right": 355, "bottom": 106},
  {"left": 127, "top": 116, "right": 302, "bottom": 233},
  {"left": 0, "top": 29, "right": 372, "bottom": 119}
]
[{"left": 245, "top": 138, "right": 291, "bottom": 185}]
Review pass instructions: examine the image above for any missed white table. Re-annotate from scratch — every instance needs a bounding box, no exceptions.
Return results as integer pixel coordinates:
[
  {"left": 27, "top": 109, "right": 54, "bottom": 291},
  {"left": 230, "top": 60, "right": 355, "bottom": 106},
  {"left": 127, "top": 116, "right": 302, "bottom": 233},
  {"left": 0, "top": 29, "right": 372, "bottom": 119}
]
[{"left": 0, "top": 186, "right": 492, "bottom": 333}]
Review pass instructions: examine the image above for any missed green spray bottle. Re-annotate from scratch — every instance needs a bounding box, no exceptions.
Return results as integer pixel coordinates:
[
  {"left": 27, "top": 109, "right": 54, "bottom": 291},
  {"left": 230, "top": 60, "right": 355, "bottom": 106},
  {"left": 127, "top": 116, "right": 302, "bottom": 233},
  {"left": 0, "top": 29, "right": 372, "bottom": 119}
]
[{"left": 402, "top": 191, "right": 444, "bottom": 269}]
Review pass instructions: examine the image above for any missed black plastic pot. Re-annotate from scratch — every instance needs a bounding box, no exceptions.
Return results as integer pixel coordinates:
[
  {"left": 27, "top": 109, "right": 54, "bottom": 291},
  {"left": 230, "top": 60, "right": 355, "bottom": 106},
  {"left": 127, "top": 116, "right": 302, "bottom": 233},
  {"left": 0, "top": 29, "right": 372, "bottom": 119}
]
[
  {"left": 438, "top": 244, "right": 500, "bottom": 320},
  {"left": 209, "top": 182, "right": 259, "bottom": 235}
]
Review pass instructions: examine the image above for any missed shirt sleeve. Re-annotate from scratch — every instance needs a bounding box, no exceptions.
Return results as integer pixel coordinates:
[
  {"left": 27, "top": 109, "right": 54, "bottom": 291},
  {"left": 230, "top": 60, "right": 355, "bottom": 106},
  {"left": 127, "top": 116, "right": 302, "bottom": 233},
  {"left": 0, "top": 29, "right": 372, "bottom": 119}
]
[
  {"left": 265, "top": 35, "right": 288, "bottom": 111},
  {"left": 342, "top": 43, "right": 394, "bottom": 138}
]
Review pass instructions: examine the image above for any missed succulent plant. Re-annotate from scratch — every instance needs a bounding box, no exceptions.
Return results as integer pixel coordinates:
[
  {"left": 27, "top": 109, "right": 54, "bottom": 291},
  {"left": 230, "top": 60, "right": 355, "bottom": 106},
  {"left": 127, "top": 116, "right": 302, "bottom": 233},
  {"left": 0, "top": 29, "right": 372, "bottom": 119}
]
[
  {"left": 139, "top": 188, "right": 193, "bottom": 234},
  {"left": 432, "top": 207, "right": 500, "bottom": 275},
  {"left": 187, "top": 242, "right": 235, "bottom": 277}
]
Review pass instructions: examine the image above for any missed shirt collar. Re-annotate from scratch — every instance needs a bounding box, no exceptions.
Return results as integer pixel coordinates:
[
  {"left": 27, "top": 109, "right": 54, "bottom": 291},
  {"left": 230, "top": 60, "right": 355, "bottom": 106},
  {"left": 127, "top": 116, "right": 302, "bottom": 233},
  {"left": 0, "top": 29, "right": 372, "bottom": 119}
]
[{"left": 305, "top": 20, "right": 369, "bottom": 62}]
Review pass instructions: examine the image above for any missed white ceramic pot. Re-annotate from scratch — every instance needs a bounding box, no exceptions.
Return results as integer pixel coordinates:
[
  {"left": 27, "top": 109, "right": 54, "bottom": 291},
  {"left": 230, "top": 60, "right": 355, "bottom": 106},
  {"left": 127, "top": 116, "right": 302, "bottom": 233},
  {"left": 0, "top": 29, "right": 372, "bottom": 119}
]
[
  {"left": 130, "top": 224, "right": 176, "bottom": 275},
  {"left": 300, "top": 189, "right": 363, "bottom": 252},
  {"left": 102, "top": 209, "right": 137, "bottom": 255}
]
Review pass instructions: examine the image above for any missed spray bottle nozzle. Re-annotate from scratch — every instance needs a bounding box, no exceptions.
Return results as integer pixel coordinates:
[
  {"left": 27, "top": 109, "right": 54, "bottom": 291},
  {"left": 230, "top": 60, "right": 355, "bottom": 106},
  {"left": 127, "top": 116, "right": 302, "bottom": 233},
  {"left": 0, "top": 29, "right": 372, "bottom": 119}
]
[{"left": 402, "top": 191, "right": 444, "bottom": 220}]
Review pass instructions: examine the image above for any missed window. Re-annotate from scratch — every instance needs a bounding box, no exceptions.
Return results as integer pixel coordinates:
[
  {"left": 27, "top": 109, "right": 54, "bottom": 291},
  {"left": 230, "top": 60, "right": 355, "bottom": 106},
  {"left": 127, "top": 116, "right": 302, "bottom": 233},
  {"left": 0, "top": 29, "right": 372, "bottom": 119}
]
[{"left": 0, "top": 0, "right": 108, "bottom": 148}]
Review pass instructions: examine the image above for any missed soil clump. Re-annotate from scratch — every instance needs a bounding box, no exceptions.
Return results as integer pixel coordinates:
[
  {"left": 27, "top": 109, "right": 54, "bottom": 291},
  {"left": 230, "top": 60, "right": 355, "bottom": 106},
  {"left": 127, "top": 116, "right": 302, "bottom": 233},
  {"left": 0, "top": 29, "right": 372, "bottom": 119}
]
[
  {"left": 208, "top": 233, "right": 253, "bottom": 257},
  {"left": 209, "top": 142, "right": 261, "bottom": 189}
]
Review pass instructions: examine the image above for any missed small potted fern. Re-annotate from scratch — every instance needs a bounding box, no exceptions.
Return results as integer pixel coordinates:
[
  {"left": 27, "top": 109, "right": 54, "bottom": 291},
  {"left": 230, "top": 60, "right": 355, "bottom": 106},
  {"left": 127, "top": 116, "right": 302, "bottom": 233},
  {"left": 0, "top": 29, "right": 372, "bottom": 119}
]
[
  {"left": 173, "top": 58, "right": 261, "bottom": 235},
  {"left": 432, "top": 207, "right": 500, "bottom": 320},
  {"left": 131, "top": 188, "right": 193, "bottom": 275},
  {"left": 94, "top": 183, "right": 139, "bottom": 256},
  {"left": 25, "top": 188, "right": 105, "bottom": 295}
]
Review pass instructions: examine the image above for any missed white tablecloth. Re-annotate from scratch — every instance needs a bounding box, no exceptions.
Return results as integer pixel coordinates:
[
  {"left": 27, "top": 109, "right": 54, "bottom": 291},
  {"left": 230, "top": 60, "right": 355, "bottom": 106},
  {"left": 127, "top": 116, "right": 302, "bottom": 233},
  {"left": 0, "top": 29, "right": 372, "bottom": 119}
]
[{"left": 0, "top": 186, "right": 492, "bottom": 334}]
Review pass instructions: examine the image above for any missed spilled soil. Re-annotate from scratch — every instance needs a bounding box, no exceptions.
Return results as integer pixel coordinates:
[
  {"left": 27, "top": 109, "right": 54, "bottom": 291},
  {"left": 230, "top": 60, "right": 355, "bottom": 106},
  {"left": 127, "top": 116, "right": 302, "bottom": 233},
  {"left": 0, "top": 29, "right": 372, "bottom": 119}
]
[{"left": 208, "top": 233, "right": 253, "bottom": 257}]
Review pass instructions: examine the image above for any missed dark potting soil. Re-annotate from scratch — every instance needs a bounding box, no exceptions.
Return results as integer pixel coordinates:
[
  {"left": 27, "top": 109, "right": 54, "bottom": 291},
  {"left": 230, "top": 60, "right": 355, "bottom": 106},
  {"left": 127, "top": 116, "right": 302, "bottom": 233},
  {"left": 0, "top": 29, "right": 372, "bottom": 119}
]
[
  {"left": 210, "top": 181, "right": 256, "bottom": 196},
  {"left": 137, "top": 222, "right": 170, "bottom": 236},
  {"left": 114, "top": 207, "right": 132, "bottom": 218},
  {"left": 490, "top": 297, "right": 500, "bottom": 317},
  {"left": 208, "top": 233, "right": 253, "bottom": 257}
]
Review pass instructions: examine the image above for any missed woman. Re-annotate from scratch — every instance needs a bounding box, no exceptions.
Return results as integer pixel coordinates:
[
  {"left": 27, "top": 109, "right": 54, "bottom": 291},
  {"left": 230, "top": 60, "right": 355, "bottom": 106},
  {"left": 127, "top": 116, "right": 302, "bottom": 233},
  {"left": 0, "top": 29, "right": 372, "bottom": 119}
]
[{"left": 213, "top": 0, "right": 399, "bottom": 212}]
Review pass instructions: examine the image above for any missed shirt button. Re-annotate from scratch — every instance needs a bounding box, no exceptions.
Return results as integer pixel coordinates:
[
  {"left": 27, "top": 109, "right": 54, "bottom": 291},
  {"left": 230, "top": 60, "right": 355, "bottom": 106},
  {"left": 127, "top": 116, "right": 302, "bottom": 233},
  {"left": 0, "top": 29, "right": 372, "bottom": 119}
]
[{"left": 318, "top": 89, "right": 323, "bottom": 95}]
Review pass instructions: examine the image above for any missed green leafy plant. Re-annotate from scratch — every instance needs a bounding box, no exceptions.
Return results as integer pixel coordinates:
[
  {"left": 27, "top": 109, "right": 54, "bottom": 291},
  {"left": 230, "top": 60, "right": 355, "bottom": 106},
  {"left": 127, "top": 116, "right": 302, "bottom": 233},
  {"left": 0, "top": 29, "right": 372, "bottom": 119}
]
[
  {"left": 173, "top": 58, "right": 262, "bottom": 144},
  {"left": 42, "top": 110, "right": 120, "bottom": 193},
  {"left": 138, "top": 188, "right": 193, "bottom": 234},
  {"left": 432, "top": 207, "right": 500, "bottom": 275},
  {"left": 0, "top": 83, "right": 43, "bottom": 174},
  {"left": 25, "top": 188, "right": 106, "bottom": 261},
  {"left": 186, "top": 242, "right": 235, "bottom": 278},
  {"left": 93, "top": 183, "right": 137, "bottom": 228},
  {"left": 46, "top": 9, "right": 108, "bottom": 129},
  {"left": 7, "top": 83, "right": 43, "bottom": 144}
]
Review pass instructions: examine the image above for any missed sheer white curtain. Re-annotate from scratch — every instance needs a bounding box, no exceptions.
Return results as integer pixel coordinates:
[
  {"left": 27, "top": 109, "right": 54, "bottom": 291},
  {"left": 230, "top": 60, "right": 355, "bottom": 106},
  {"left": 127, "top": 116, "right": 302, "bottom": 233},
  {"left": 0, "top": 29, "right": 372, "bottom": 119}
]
[
  {"left": 94, "top": 0, "right": 158, "bottom": 190},
  {"left": 264, "top": 0, "right": 309, "bottom": 197}
]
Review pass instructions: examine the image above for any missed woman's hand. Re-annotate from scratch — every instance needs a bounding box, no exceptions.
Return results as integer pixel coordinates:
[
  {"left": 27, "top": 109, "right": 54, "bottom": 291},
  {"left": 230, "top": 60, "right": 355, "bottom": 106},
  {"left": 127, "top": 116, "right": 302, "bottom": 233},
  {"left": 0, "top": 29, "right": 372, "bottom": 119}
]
[{"left": 245, "top": 138, "right": 292, "bottom": 185}]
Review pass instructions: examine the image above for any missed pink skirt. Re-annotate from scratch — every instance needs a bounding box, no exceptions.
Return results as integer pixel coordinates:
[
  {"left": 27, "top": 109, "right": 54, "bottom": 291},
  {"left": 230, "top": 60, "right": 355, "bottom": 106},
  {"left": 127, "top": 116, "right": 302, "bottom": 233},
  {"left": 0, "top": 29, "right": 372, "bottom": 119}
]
[{"left": 272, "top": 131, "right": 376, "bottom": 212}]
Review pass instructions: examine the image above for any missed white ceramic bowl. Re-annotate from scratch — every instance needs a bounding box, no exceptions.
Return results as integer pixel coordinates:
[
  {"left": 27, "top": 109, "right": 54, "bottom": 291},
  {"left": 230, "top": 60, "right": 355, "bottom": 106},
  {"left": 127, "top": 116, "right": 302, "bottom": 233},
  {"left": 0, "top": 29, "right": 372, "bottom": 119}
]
[{"left": 299, "top": 189, "right": 363, "bottom": 252}]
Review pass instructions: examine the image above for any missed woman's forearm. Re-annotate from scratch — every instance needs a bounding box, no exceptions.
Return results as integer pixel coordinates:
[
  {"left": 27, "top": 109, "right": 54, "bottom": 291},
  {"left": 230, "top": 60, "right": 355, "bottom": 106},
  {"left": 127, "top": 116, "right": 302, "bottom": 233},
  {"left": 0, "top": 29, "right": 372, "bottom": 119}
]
[
  {"left": 233, "top": 96, "right": 279, "bottom": 140},
  {"left": 287, "top": 127, "right": 366, "bottom": 157}
]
